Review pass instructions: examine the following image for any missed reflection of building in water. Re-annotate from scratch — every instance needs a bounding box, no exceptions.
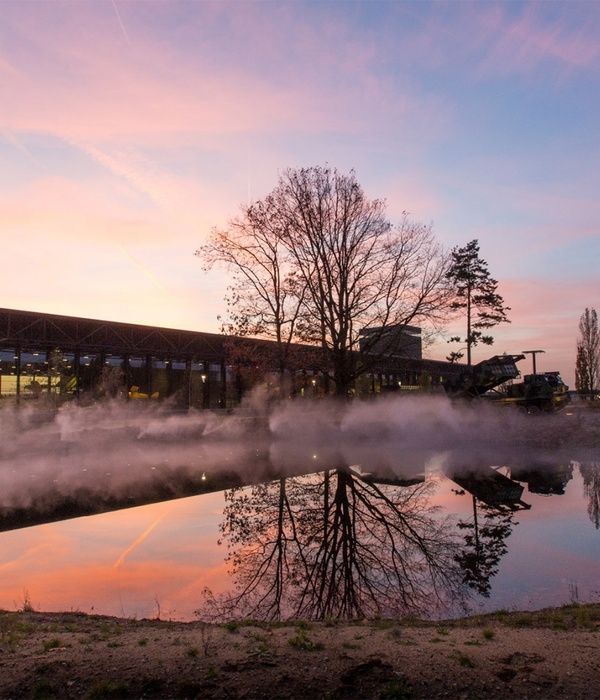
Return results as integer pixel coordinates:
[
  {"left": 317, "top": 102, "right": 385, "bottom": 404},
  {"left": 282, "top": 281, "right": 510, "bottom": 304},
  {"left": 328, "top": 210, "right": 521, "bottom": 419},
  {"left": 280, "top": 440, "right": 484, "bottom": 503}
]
[
  {"left": 510, "top": 463, "right": 574, "bottom": 496},
  {"left": 0, "top": 307, "right": 464, "bottom": 408},
  {"left": 348, "top": 464, "right": 425, "bottom": 487},
  {"left": 447, "top": 466, "right": 530, "bottom": 512}
]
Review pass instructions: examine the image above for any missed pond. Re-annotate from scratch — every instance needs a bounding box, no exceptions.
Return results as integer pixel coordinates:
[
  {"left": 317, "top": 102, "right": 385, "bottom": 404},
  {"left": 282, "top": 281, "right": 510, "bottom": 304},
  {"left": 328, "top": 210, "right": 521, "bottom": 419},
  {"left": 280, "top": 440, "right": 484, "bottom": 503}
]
[{"left": 0, "top": 397, "right": 598, "bottom": 622}]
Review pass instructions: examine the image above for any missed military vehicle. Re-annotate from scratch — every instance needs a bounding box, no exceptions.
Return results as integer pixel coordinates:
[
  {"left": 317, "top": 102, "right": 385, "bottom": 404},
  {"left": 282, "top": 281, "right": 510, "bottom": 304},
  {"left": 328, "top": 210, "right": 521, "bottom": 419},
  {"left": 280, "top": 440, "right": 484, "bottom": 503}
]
[
  {"left": 442, "top": 354, "right": 570, "bottom": 413},
  {"left": 493, "top": 371, "right": 570, "bottom": 413}
]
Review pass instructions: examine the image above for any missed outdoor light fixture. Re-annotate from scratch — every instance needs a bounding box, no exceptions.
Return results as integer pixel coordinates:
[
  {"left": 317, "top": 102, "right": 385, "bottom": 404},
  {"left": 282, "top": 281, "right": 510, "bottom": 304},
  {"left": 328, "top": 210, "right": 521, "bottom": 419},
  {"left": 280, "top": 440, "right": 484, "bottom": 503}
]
[{"left": 522, "top": 349, "right": 545, "bottom": 375}]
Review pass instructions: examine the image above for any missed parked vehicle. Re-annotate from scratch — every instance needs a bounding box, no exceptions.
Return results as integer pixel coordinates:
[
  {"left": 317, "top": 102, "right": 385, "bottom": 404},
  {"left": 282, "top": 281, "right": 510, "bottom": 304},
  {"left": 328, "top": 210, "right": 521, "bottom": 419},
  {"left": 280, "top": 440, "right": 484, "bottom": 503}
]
[
  {"left": 493, "top": 371, "right": 570, "bottom": 413},
  {"left": 442, "top": 354, "right": 570, "bottom": 413}
]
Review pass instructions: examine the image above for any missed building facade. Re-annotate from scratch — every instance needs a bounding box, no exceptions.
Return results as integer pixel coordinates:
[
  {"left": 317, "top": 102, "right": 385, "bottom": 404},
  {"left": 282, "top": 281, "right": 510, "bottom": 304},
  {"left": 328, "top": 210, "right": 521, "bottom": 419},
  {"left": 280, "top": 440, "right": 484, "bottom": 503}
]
[{"left": 0, "top": 308, "right": 461, "bottom": 408}]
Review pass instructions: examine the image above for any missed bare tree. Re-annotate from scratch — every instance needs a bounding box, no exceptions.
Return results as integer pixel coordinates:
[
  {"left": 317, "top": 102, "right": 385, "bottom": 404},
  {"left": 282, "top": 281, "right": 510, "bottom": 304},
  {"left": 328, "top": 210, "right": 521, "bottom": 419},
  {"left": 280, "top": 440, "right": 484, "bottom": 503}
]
[
  {"left": 200, "top": 469, "right": 468, "bottom": 622},
  {"left": 197, "top": 198, "right": 306, "bottom": 382},
  {"left": 575, "top": 308, "right": 599, "bottom": 396},
  {"left": 198, "top": 166, "right": 452, "bottom": 397}
]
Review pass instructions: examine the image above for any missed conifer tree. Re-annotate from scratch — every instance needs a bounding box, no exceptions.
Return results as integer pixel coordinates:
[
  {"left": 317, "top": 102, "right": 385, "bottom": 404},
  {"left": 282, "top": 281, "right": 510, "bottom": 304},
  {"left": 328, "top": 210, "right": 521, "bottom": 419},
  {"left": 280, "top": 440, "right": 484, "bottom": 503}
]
[{"left": 446, "top": 239, "right": 510, "bottom": 366}]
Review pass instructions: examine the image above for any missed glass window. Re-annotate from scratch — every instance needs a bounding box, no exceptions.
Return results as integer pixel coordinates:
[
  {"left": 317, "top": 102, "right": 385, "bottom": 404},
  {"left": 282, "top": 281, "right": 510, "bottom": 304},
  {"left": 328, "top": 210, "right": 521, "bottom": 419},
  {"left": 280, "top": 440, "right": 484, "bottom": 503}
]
[
  {"left": 99, "top": 354, "right": 125, "bottom": 398},
  {"left": 0, "top": 348, "right": 17, "bottom": 398},
  {"left": 168, "top": 360, "right": 189, "bottom": 407},
  {"left": 48, "top": 349, "right": 76, "bottom": 397},
  {"left": 127, "top": 356, "right": 149, "bottom": 397},
  {"left": 20, "top": 349, "right": 49, "bottom": 398},
  {"left": 150, "top": 358, "right": 168, "bottom": 400}
]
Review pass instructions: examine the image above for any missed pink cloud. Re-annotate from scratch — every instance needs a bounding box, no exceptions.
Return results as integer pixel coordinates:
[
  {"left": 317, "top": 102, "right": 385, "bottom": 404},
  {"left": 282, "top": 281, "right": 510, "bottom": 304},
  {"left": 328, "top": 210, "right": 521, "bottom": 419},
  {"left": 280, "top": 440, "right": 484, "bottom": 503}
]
[
  {"left": 0, "top": 1, "right": 445, "bottom": 147},
  {"left": 479, "top": 2, "right": 600, "bottom": 76}
]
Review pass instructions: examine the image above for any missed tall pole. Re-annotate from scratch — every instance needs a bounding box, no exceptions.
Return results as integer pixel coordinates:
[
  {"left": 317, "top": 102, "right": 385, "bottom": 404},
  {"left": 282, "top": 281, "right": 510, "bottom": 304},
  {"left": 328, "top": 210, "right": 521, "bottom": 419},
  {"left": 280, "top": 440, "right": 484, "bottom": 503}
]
[{"left": 522, "top": 349, "right": 545, "bottom": 376}]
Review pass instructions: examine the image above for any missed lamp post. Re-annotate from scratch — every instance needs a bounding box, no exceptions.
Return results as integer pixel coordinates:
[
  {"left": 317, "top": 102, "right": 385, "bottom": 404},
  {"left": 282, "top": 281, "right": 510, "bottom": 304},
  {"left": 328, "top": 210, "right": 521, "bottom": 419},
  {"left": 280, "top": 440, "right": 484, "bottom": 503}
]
[{"left": 522, "top": 349, "right": 545, "bottom": 376}]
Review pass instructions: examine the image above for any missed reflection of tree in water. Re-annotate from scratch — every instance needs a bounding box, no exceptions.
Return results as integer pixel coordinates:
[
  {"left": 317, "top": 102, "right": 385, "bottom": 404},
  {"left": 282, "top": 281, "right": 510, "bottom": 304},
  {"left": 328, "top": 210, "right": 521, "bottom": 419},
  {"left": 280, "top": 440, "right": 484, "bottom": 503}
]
[
  {"left": 202, "top": 469, "right": 467, "bottom": 621},
  {"left": 580, "top": 462, "right": 600, "bottom": 529},
  {"left": 453, "top": 493, "right": 514, "bottom": 597}
]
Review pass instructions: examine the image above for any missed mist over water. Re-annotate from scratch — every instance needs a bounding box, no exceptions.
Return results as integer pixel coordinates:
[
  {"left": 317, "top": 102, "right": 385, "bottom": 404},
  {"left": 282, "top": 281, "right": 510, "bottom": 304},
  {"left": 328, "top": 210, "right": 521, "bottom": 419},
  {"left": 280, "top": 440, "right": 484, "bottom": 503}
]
[
  {"left": 1, "top": 392, "right": 598, "bottom": 621},
  {"left": 1, "top": 392, "right": 596, "bottom": 513}
]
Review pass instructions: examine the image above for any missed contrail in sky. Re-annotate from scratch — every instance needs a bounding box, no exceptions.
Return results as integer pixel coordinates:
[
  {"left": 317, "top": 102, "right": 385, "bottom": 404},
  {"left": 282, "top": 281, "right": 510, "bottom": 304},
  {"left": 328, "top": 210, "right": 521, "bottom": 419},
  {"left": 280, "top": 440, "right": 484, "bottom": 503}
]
[
  {"left": 1, "top": 128, "right": 45, "bottom": 168},
  {"left": 111, "top": 0, "right": 130, "bottom": 44},
  {"left": 114, "top": 512, "right": 168, "bottom": 568},
  {"left": 118, "top": 243, "right": 167, "bottom": 290}
]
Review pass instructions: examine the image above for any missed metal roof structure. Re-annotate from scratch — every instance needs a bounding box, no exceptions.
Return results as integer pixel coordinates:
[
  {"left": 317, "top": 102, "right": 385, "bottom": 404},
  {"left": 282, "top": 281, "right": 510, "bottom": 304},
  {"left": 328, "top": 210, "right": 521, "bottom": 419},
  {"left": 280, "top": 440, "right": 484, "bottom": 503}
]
[{"left": 0, "top": 307, "right": 226, "bottom": 360}]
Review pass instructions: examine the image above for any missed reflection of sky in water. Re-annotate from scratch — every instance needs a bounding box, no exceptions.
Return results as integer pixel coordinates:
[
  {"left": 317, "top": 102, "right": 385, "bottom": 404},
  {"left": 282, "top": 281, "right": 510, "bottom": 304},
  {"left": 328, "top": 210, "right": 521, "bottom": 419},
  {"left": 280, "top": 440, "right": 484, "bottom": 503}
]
[
  {"left": 474, "top": 468, "right": 599, "bottom": 612},
  {"left": 0, "top": 493, "right": 229, "bottom": 621},
  {"left": 0, "top": 464, "right": 598, "bottom": 621},
  {"left": 1, "top": 397, "right": 598, "bottom": 620}
]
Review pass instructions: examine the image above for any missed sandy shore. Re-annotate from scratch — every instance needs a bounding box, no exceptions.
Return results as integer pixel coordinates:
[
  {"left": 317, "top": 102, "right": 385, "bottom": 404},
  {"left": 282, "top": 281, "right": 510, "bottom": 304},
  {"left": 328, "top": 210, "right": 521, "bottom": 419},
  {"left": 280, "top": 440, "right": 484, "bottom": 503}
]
[{"left": 1, "top": 605, "right": 599, "bottom": 699}]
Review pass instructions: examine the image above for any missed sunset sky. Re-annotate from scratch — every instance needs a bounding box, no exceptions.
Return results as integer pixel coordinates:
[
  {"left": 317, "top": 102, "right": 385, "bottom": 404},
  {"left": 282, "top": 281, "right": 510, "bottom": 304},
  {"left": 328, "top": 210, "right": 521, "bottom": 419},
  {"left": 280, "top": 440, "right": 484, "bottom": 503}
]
[{"left": 1, "top": 0, "right": 599, "bottom": 387}]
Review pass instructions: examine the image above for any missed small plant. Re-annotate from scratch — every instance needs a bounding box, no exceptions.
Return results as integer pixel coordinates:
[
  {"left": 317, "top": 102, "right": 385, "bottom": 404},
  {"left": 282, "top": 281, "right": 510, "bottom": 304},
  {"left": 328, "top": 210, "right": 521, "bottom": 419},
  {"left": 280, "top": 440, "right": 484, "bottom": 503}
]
[
  {"left": 99, "top": 622, "right": 117, "bottom": 639},
  {"left": 246, "top": 632, "right": 274, "bottom": 659},
  {"left": 288, "top": 628, "right": 324, "bottom": 651},
  {"left": 482, "top": 628, "right": 495, "bottom": 640},
  {"left": 550, "top": 613, "right": 569, "bottom": 631},
  {"left": 568, "top": 580, "right": 580, "bottom": 605},
  {"left": 185, "top": 646, "right": 199, "bottom": 659},
  {"left": 199, "top": 621, "right": 214, "bottom": 656},
  {"left": 342, "top": 641, "right": 360, "bottom": 649},
  {"left": 223, "top": 620, "right": 240, "bottom": 633},
  {"left": 138, "top": 637, "right": 148, "bottom": 646},
  {"left": 464, "top": 639, "right": 481, "bottom": 646},
  {"left": 42, "top": 638, "right": 62, "bottom": 652},
  {"left": 374, "top": 619, "right": 395, "bottom": 629},
  {"left": 20, "top": 589, "right": 35, "bottom": 613},
  {"left": 436, "top": 626, "right": 449, "bottom": 636},
  {"left": 0, "top": 611, "right": 20, "bottom": 650},
  {"left": 576, "top": 606, "right": 593, "bottom": 628},
  {"left": 456, "top": 652, "right": 476, "bottom": 668},
  {"left": 507, "top": 614, "right": 533, "bottom": 628}
]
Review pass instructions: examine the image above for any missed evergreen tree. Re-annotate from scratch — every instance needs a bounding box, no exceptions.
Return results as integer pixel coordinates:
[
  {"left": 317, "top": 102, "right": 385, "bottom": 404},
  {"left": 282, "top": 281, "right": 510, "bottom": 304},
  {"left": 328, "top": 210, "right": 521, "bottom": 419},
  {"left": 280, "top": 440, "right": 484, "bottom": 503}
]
[
  {"left": 446, "top": 239, "right": 510, "bottom": 366},
  {"left": 575, "top": 308, "right": 599, "bottom": 395}
]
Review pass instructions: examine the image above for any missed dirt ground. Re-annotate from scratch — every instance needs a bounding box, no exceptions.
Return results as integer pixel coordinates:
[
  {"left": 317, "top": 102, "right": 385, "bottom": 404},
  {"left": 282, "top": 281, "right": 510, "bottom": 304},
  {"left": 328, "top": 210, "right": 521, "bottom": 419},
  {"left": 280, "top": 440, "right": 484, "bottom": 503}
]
[{"left": 1, "top": 605, "right": 599, "bottom": 699}]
